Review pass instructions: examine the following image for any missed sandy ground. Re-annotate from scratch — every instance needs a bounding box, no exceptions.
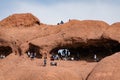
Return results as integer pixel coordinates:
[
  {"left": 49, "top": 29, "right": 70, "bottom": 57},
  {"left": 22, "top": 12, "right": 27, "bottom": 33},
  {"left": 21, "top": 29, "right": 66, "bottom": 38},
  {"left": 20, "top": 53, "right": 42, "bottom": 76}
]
[{"left": 0, "top": 54, "right": 97, "bottom": 80}]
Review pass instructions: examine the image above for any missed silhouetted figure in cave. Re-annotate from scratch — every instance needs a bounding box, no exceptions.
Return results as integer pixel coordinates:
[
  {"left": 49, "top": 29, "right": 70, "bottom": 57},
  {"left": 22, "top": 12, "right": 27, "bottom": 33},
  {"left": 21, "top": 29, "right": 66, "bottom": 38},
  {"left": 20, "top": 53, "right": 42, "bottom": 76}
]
[
  {"left": 94, "top": 54, "right": 99, "bottom": 62},
  {"left": 30, "top": 52, "right": 36, "bottom": 60},
  {"left": 0, "top": 54, "right": 5, "bottom": 59},
  {"left": 58, "top": 49, "right": 70, "bottom": 60},
  {"left": 27, "top": 51, "right": 36, "bottom": 60}
]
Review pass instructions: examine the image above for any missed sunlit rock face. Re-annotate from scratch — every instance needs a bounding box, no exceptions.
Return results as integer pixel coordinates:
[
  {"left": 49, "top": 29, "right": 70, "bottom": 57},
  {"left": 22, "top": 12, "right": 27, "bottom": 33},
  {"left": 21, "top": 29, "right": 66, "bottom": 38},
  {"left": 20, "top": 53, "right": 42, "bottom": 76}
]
[
  {"left": 87, "top": 52, "right": 120, "bottom": 80},
  {"left": 0, "top": 13, "right": 120, "bottom": 59},
  {"left": 0, "top": 13, "right": 120, "bottom": 80},
  {"left": 0, "top": 13, "right": 40, "bottom": 27}
]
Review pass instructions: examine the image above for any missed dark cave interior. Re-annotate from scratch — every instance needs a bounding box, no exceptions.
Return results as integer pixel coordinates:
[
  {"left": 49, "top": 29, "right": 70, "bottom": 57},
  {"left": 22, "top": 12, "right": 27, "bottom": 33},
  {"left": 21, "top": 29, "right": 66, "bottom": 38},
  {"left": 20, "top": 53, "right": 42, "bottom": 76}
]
[
  {"left": 0, "top": 46, "right": 12, "bottom": 59},
  {"left": 50, "top": 38, "right": 120, "bottom": 62},
  {"left": 26, "top": 43, "right": 42, "bottom": 59}
]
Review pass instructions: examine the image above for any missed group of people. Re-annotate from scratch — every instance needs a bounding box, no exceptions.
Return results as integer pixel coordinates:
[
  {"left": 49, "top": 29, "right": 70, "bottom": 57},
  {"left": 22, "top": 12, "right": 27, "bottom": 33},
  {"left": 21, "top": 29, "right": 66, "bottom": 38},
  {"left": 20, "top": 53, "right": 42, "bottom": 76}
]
[
  {"left": 27, "top": 51, "right": 36, "bottom": 60},
  {"left": 0, "top": 54, "right": 5, "bottom": 59},
  {"left": 43, "top": 56, "right": 57, "bottom": 67},
  {"left": 57, "top": 21, "right": 64, "bottom": 25},
  {"left": 51, "top": 49, "right": 100, "bottom": 62},
  {"left": 58, "top": 49, "right": 70, "bottom": 60},
  {"left": 26, "top": 49, "right": 99, "bottom": 67},
  {"left": 27, "top": 51, "right": 57, "bottom": 67},
  {"left": 43, "top": 54, "right": 57, "bottom": 67}
]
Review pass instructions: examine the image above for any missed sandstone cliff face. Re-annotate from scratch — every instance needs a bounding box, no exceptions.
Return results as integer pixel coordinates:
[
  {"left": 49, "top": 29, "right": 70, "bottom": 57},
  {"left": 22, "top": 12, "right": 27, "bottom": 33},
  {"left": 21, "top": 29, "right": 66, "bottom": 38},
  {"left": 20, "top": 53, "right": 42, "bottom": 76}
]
[
  {"left": 104, "top": 22, "right": 120, "bottom": 41},
  {"left": 1, "top": 13, "right": 120, "bottom": 57},
  {"left": 0, "top": 13, "right": 120, "bottom": 57},
  {"left": 20, "top": 20, "right": 109, "bottom": 55},
  {"left": 0, "top": 13, "right": 111, "bottom": 56},
  {"left": 0, "top": 13, "right": 120, "bottom": 80}
]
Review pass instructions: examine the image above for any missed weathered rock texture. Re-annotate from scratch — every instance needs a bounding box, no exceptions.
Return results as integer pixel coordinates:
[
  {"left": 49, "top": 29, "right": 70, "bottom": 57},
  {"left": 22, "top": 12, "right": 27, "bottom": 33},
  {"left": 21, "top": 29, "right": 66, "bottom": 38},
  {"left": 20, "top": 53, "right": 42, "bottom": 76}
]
[
  {"left": 0, "top": 13, "right": 40, "bottom": 27},
  {"left": 2, "top": 13, "right": 120, "bottom": 57},
  {"left": 87, "top": 52, "right": 120, "bottom": 80},
  {"left": 0, "top": 13, "right": 111, "bottom": 56},
  {"left": 24, "top": 20, "right": 109, "bottom": 55},
  {"left": 104, "top": 22, "right": 120, "bottom": 41},
  {"left": 0, "top": 13, "right": 120, "bottom": 80}
]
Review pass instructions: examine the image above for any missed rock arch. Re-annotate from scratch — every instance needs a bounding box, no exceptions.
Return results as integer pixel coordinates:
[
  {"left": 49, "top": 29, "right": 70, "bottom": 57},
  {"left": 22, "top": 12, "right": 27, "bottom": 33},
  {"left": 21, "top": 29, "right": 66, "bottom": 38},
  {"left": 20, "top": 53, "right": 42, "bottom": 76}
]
[
  {"left": 26, "top": 43, "right": 42, "bottom": 58},
  {"left": 50, "top": 38, "right": 120, "bottom": 62}
]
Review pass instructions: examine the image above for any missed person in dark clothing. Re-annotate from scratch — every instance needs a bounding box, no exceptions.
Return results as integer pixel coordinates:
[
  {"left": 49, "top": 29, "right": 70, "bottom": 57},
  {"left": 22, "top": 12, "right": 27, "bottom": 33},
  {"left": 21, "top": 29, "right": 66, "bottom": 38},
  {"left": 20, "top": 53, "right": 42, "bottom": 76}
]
[
  {"left": 57, "top": 23, "right": 60, "bottom": 25},
  {"left": 50, "top": 55, "right": 54, "bottom": 61},
  {"left": 27, "top": 51, "right": 36, "bottom": 60},
  {"left": 43, "top": 56, "right": 47, "bottom": 66},
  {"left": 30, "top": 52, "right": 36, "bottom": 60},
  {"left": 60, "top": 21, "right": 64, "bottom": 24},
  {"left": 94, "top": 54, "right": 99, "bottom": 62}
]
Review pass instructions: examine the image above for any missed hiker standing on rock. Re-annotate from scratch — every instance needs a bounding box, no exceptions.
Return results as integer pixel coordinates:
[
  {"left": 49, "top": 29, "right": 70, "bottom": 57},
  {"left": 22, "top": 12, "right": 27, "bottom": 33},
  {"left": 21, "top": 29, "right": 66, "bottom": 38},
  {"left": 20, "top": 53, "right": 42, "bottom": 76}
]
[
  {"left": 43, "top": 53, "right": 47, "bottom": 66},
  {"left": 43, "top": 56, "right": 47, "bottom": 66}
]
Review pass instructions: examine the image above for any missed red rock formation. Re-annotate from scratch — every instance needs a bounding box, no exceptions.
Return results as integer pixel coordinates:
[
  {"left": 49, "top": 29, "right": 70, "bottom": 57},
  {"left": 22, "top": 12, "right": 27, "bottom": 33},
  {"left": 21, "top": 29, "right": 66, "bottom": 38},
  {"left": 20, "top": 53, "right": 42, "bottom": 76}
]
[
  {"left": 0, "top": 13, "right": 120, "bottom": 80},
  {"left": 21, "top": 20, "right": 109, "bottom": 55},
  {"left": 1, "top": 13, "right": 120, "bottom": 60},
  {"left": 87, "top": 52, "right": 120, "bottom": 80},
  {"left": 0, "top": 13, "right": 40, "bottom": 27},
  {"left": 104, "top": 22, "right": 120, "bottom": 41}
]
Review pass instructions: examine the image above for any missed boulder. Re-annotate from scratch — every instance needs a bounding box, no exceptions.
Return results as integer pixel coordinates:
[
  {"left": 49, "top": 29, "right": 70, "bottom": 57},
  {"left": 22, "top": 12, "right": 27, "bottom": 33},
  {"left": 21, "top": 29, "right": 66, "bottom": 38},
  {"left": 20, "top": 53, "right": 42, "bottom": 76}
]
[{"left": 87, "top": 52, "right": 120, "bottom": 80}]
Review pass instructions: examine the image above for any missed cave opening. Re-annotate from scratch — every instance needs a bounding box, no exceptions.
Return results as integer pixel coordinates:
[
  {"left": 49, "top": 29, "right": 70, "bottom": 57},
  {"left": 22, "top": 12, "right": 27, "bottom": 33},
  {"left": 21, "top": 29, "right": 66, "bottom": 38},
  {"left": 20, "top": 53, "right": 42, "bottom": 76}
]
[
  {"left": 26, "top": 43, "right": 42, "bottom": 59},
  {"left": 0, "top": 46, "right": 12, "bottom": 59},
  {"left": 35, "top": 21, "right": 40, "bottom": 25},
  {"left": 50, "top": 38, "right": 120, "bottom": 62}
]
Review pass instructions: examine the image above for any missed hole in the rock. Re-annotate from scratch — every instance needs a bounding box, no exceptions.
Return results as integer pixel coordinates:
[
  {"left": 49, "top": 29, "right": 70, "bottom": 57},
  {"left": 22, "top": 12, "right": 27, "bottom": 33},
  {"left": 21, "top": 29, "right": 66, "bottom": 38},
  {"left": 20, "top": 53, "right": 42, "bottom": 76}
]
[
  {"left": 0, "top": 46, "right": 12, "bottom": 59},
  {"left": 35, "top": 21, "right": 40, "bottom": 25},
  {"left": 26, "top": 43, "right": 42, "bottom": 59},
  {"left": 50, "top": 38, "right": 120, "bottom": 62}
]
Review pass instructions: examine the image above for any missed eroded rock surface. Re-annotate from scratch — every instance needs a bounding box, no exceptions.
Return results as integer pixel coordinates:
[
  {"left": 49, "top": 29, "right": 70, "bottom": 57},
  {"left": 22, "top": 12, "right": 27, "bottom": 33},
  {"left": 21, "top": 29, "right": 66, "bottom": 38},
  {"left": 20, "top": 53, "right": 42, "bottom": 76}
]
[
  {"left": 0, "top": 13, "right": 120, "bottom": 80},
  {"left": 87, "top": 52, "right": 120, "bottom": 80}
]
